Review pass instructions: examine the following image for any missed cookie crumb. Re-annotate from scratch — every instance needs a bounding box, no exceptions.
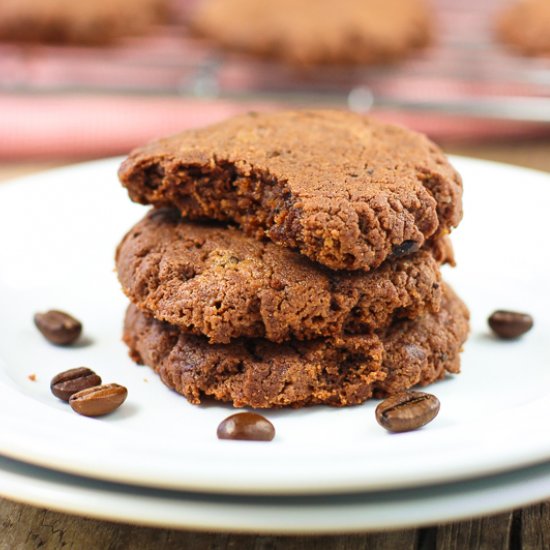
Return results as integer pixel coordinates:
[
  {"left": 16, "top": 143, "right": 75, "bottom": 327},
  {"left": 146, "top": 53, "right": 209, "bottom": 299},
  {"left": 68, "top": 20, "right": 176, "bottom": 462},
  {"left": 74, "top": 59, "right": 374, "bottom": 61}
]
[{"left": 28, "top": 374, "right": 37, "bottom": 382}]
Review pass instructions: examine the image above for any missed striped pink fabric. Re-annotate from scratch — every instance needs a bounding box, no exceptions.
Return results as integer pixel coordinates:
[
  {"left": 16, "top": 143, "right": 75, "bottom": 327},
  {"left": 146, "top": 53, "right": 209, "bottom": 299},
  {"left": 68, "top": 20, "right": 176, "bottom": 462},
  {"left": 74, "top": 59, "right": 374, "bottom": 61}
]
[
  {"left": 2, "top": 94, "right": 549, "bottom": 160},
  {"left": 0, "top": 95, "right": 274, "bottom": 160},
  {"left": 1, "top": 0, "right": 549, "bottom": 159}
]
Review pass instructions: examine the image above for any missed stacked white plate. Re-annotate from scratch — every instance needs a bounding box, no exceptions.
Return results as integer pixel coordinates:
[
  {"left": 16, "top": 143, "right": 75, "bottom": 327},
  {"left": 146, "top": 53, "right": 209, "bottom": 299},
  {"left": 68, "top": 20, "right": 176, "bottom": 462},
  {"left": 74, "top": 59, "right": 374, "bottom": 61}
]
[{"left": 0, "top": 158, "right": 549, "bottom": 533}]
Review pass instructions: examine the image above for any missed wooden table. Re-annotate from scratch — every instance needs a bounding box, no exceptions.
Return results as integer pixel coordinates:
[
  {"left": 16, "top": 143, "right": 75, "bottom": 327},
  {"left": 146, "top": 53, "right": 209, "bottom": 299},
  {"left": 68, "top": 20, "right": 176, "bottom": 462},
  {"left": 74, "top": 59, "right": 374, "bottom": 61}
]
[{"left": 1, "top": 141, "right": 549, "bottom": 549}]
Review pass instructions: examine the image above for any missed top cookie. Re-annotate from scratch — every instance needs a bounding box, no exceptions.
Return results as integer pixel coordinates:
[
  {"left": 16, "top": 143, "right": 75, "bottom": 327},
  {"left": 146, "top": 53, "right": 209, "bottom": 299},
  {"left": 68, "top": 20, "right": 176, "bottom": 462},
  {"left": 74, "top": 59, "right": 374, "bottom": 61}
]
[
  {"left": 190, "top": 0, "right": 432, "bottom": 66},
  {"left": 496, "top": 0, "right": 550, "bottom": 57},
  {"left": 119, "top": 110, "right": 463, "bottom": 272}
]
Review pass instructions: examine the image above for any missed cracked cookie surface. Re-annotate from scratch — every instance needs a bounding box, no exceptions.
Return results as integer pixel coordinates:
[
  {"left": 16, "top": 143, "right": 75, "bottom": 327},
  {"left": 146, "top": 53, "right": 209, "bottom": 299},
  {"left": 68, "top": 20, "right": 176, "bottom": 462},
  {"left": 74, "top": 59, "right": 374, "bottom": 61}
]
[
  {"left": 123, "top": 284, "right": 469, "bottom": 408},
  {"left": 116, "top": 208, "right": 447, "bottom": 344},
  {"left": 119, "top": 110, "right": 463, "bottom": 272}
]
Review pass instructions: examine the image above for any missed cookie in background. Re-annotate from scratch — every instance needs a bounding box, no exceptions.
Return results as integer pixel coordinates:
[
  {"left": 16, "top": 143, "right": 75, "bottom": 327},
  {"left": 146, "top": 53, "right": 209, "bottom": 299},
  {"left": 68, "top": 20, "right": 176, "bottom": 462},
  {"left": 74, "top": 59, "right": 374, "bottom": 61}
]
[
  {"left": 496, "top": 0, "right": 550, "bottom": 57},
  {"left": 190, "top": 0, "right": 433, "bottom": 66},
  {"left": 0, "top": 0, "right": 169, "bottom": 45}
]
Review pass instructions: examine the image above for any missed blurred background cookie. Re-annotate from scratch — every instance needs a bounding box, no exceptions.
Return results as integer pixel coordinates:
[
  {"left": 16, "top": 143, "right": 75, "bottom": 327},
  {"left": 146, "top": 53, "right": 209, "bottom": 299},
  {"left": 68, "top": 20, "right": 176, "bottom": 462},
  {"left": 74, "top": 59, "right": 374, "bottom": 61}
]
[
  {"left": 190, "top": 0, "right": 433, "bottom": 66},
  {"left": 0, "top": 0, "right": 168, "bottom": 45},
  {"left": 496, "top": 0, "right": 550, "bottom": 57}
]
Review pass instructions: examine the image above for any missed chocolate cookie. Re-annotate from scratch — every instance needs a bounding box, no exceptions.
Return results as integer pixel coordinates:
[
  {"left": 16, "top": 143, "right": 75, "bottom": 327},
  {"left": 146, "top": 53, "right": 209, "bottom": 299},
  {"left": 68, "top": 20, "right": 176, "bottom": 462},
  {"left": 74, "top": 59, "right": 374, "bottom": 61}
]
[
  {"left": 190, "top": 0, "right": 432, "bottom": 66},
  {"left": 119, "top": 110, "right": 463, "bottom": 272},
  {"left": 0, "top": 0, "right": 167, "bottom": 45},
  {"left": 123, "top": 284, "right": 469, "bottom": 408},
  {"left": 496, "top": 0, "right": 550, "bottom": 57},
  {"left": 116, "top": 208, "right": 448, "bottom": 344}
]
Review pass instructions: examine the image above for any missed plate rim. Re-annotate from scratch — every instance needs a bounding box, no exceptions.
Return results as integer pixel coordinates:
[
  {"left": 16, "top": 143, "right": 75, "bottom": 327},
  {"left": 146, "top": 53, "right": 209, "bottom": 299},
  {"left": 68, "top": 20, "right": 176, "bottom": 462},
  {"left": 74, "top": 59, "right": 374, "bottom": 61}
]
[{"left": 0, "top": 454, "right": 550, "bottom": 534}]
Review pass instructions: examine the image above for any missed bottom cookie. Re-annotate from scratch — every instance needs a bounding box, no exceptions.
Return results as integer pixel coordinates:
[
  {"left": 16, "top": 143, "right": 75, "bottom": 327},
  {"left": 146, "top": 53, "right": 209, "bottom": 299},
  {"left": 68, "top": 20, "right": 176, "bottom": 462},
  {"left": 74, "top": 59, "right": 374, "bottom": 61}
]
[{"left": 123, "top": 285, "right": 469, "bottom": 408}]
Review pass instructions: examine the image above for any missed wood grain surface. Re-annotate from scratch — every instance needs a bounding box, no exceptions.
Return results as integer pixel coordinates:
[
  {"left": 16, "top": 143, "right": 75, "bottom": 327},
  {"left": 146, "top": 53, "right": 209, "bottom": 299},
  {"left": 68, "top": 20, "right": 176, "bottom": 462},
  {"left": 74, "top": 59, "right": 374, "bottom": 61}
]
[{"left": 1, "top": 140, "right": 549, "bottom": 549}]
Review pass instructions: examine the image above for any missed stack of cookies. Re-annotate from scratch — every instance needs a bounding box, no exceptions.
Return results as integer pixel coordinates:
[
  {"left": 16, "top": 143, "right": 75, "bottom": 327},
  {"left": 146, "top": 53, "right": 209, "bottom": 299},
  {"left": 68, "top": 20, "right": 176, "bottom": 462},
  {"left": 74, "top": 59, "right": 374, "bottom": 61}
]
[{"left": 115, "top": 110, "right": 469, "bottom": 408}]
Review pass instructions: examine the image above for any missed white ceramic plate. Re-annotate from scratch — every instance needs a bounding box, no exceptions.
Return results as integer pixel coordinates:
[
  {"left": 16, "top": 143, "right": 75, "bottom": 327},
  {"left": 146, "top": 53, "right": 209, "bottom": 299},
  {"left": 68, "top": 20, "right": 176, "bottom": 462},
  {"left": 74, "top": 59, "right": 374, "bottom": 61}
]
[
  {"left": 0, "top": 157, "right": 549, "bottom": 495},
  {"left": 1, "top": 455, "right": 550, "bottom": 533}
]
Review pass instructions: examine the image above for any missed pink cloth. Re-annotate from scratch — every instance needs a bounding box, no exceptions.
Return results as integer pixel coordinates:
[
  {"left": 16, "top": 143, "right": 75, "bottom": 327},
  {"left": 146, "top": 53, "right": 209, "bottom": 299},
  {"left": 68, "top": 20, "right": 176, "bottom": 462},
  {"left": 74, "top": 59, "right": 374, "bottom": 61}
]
[
  {"left": 1, "top": 95, "right": 274, "bottom": 160},
  {"left": 2, "top": 94, "right": 549, "bottom": 161},
  {"left": 1, "top": 0, "right": 550, "bottom": 159}
]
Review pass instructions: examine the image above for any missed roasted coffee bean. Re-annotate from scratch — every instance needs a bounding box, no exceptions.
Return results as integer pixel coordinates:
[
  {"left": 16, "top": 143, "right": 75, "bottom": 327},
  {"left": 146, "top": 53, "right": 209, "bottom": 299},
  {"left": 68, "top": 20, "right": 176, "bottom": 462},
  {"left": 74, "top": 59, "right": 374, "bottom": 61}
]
[
  {"left": 50, "top": 367, "right": 102, "bottom": 402},
  {"left": 34, "top": 310, "right": 82, "bottom": 346},
  {"left": 69, "top": 383, "right": 127, "bottom": 417},
  {"left": 375, "top": 391, "right": 440, "bottom": 433},
  {"left": 217, "top": 412, "right": 275, "bottom": 441},
  {"left": 488, "top": 310, "right": 533, "bottom": 339},
  {"left": 391, "top": 240, "right": 420, "bottom": 258}
]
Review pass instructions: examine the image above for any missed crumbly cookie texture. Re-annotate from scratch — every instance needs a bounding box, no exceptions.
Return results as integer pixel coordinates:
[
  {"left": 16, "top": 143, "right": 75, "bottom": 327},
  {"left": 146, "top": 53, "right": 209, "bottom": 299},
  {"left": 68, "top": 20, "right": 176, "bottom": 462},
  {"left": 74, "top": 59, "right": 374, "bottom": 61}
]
[
  {"left": 116, "top": 208, "right": 450, "bottom": 344},
  {"left": 123, "top": 284, "right": 469, "bottom": 408},
  {"left": 119, "top": 110, "right": 463, "bottom": 272},
  {"left": 0, "top": 0, "right": 167, "bottom": 45},
  {"left": 190, "top": 0, "right": 432, "bottom": 66},
  {"left": 496, "top": 0, "right": 550, "bottom": 57}
]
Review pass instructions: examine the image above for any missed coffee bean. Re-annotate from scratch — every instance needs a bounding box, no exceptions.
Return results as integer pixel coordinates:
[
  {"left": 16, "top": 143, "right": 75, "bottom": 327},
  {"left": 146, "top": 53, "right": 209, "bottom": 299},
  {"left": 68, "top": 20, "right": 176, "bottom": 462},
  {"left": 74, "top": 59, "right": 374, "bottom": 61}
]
[
  {"left": 217, "top": 412, "right": 275, "bottom": 441},
  {"left": 391, "top": 240, "right": 420, "bottom": 258},
  {"left": 375, "top": 391, "right": 440, "bottom": 433},
  {"left": 50, "top": 367, "right": 102, "bottom": 402},
  {"left": 34, "top": 310, "right": 82, "bottom": 346},
  {"left": 69, "top": 383, "right": 127, "bottom": 417},
  {"left": 488, "top": 310, "right": 533, "bottom": 339}
]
